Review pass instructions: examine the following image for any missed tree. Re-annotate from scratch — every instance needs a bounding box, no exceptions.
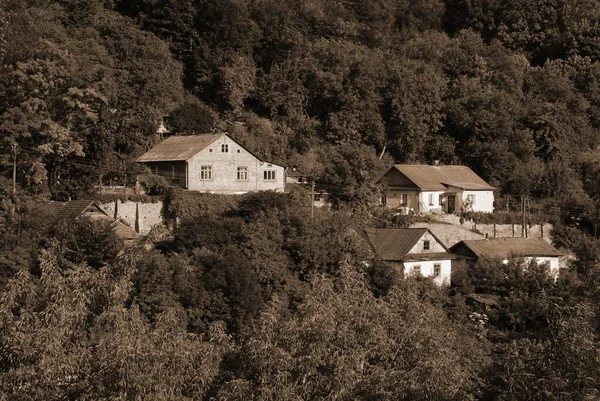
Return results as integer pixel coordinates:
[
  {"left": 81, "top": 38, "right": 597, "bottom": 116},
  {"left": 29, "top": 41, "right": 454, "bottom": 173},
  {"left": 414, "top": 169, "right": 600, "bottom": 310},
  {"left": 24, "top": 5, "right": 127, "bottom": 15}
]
[
  {"left": 0, "top": 242, "right": 230, "bottom": 400},
  {"left": 492, "top": 303, "right": 600, "bottom": 401},
  {"left": 53, "top": 217, "right": 124, "bottom": 270},
  {"left": 218, "top": 268, "right": 490, "bottom": 400}
]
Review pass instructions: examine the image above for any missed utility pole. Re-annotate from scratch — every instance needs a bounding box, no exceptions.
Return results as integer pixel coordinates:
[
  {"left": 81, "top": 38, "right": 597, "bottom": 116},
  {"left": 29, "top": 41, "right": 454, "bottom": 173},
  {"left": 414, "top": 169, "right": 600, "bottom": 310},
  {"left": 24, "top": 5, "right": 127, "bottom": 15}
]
[
  {"left": 525, "top": 196, "right": 529, "bottom": 238},
  {"left": 310, "top": 181, "right": 315, "bottom": 220},
  {"left": 521, "top": 196, "right": 525, "bottom": 237},
  {"left": 311, "top": 181, "right": 315, "bottom": 220},
  {"left": 12, "top": 144, "right": 17, "bottom": 193}
]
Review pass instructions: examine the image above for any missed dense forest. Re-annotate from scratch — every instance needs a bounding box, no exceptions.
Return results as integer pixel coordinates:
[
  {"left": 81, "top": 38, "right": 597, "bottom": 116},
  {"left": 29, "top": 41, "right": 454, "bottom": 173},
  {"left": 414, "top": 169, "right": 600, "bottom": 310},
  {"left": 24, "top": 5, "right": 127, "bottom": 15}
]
[{"left": 2, "top": 0, "right": 600, "bottom": 400}]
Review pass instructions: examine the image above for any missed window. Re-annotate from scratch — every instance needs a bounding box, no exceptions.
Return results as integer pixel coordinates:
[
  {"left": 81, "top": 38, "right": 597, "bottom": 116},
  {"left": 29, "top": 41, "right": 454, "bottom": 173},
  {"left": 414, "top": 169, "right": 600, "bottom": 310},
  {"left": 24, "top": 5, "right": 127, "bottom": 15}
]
[
  {"left": 439, "top": 194, "right": 443, "bottom": 205},
  {"left": 401, "top": 193, "right": 408, "bottom": 206},
  {"left": 423, "top": 240, "right": 430, "bottom": 250},
  {"left": 221, "top": 143, "right": 228, "bottom": 153},
  {"left": 433, "top": 264, "right": 441, "bottom": 277},
  {"left": 200, "top": 166, "right": 212, "bottom": 180},
  {"left": 428, "top": 194, "right": 434, "bottom": 206},
  {"left": 209, "top": 149, "right": 213, "bottom": 152},
  {"left": 237, "top": 149, "right": 241, "bottom": 153},
  {"left": 466, "top": 194, "right": 476, "bottom": 204},
  {"left": 412, "top": 265, "right": 421, "bottom": 275},
  {"left": 264, "top": 170, "right": 276, "bottom": 181},
  {"left": 237, "top": 166, "right": 248, "bottom": 181}
]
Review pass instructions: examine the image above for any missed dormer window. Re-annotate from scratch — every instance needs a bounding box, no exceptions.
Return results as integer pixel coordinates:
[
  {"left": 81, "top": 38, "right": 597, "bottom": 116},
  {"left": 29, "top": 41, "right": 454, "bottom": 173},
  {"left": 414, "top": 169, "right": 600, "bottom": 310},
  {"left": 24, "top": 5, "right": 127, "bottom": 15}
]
[
  {"left": 423, "top": 240, "right": 430, "bottom": 250},
  {"left": 221, "top": 144, "right": 229, "bottom": 153}
]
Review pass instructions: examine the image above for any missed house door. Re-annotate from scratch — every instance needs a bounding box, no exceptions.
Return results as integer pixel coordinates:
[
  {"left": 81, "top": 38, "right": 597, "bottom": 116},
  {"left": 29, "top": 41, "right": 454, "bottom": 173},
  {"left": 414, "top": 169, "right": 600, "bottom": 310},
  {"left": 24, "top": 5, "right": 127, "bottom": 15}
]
[{"left": 447, "top": 195, "right": 456, "bottom": 213}]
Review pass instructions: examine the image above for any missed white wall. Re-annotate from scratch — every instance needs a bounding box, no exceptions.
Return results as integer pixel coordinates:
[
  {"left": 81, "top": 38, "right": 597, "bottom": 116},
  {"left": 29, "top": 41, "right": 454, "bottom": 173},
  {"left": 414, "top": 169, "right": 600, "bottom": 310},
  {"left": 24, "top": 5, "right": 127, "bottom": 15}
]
[
  {"left": 459, "top": 190, "right": 494, "bottom": 213},
  {"left": 419, "top": 191, "right": 445, "bottom": 213},
  {"left": 404, "top": 259, "right": 452, "bottom": 286}
]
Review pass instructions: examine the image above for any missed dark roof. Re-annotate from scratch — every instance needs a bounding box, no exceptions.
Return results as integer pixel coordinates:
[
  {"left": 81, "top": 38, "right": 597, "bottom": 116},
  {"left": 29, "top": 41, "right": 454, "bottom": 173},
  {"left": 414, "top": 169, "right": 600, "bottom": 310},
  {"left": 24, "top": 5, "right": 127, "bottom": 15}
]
[
  {"left": 451, "top": 238, "right": 562, "bottom": 259},
  {"left": 363, "top": 228, "right": 454, "bottom": 261},
  {"left": 45, "top": 200, "right": 139, "bottom": 241},
  {"left": 389, "top": 165, "right": 495, "bottom": 191},
  {"left": 467, "top": 294, "right": 501, "bottom": 307},
  {"left": 137, "top": 133, "right": 223, "bottom": 162},
  {"left": 45, "top": 200, "right": 97, "bottom": 221}
]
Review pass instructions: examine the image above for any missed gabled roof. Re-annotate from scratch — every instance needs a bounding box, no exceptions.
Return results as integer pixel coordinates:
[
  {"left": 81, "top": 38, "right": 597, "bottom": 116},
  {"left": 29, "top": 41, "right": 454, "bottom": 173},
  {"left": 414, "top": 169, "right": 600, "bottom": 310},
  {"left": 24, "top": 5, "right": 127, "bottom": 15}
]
[
  {"left": 363, "top": 227, "right": 454, "bottom": 261},
  {"left": 45, "top": 200, "right": 100, "bottom": 221},
  {"left": 451, "top": 238, "right": 562, "bottom": 259},
  {"left": 137, "top": 133, "right": 223, "bottom": 162},
  {"left": 45, "top": 200, "right": 139, "bottom": 241},
  {"left": 388, "top": 164, "right": 495, "bottom": 191}
]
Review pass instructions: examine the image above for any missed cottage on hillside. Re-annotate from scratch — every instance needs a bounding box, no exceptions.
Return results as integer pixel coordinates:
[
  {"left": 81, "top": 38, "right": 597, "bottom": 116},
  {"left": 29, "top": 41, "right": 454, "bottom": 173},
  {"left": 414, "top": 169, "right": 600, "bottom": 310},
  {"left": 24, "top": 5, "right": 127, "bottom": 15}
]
[
  {"left": 137, "top": 133, "right": 286, "bottom": 194},
  {"left": 379, "top": 164, "right": 495, "bottom": 214},
  {"left": 362, "top": 227, "right": 456, "bottom": 286},
  {"left": 450, "top": 238, "right": 562, "bottom": 275}
]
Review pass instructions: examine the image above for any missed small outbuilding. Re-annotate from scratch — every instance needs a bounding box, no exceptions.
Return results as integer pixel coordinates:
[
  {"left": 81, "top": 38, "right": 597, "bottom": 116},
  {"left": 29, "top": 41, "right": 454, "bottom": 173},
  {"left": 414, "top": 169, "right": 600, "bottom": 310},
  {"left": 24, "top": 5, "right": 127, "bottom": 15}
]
[{"left": 450, "top": 238, "right": 563, "bottom": 274}]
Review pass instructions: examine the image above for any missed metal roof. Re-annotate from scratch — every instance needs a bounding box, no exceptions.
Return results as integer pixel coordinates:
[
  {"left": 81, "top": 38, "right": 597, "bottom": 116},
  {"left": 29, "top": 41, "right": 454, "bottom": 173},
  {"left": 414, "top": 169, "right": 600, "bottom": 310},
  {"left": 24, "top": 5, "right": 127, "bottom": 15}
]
[
  {"left": 451, "top": 238, "right": 562, "bottom": 259},
  {"left": 363, "top": 228, "right": 454, "bottom": 261},
  {"left": 391, "top": 165, "right": 495, "bottom": 191},
  {"left": 137, "top": 133, "right": 223, "bottom": 162}
]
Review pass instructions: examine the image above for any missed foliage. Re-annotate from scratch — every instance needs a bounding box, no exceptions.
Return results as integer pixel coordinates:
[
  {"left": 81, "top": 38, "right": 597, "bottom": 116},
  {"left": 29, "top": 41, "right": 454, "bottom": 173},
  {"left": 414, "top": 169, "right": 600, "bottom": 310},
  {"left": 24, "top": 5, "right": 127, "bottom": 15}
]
[
  {"left": 219, "top": 269, "right": 490, "bottom": 400},
  {"left": 52, "top": 217, "right": 124, "bottom": 270},
  {"left": 167, "top": 100, "right": 218, "bottom": 134},
  {"left": 0, "top": 242, "right": 230, "bottom": 400},
  {"left": 163, "top": 187, "right": 240, "bottom": 220},
  {"left": 492, "top": 303, "right": 600, "bottom": 401},
  {"left": 461, "top": 210, "right": 549, "bottom": 225},
  {"left": 93, "top": 193, "right": 162, "bottom": 205}
]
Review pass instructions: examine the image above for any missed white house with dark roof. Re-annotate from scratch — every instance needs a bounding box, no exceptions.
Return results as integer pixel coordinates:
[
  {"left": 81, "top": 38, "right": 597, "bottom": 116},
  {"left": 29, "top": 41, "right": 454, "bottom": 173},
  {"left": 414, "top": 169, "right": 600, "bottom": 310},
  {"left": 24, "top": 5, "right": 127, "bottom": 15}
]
[
  {"left": 363, "top": 227, "right": 456, "bottom": 286},
  {"left": 379, "top": 164, "right": 495, "bottom": 214},
  {"left": 137, "top": 133, "right": 286, "bottom": 194},
  {"left": 450, "top": 238, "right": 563, "bottom": 275}
]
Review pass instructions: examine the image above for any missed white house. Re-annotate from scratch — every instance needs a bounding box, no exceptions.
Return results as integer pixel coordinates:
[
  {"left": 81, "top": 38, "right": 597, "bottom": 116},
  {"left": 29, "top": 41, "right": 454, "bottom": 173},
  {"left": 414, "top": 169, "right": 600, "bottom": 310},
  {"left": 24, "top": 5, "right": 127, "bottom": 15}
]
[
  {"left": 363, "top": 227, "right": 456, "bottom": 286},
  {"left": 379, "top": 164, "right": 495, "bottom": 214},
  {"left": 137, "top": 133, "right": 286, "bottom": 194},
  {"left": 450, "top": 238, "right": 563, "bottom": 276}
]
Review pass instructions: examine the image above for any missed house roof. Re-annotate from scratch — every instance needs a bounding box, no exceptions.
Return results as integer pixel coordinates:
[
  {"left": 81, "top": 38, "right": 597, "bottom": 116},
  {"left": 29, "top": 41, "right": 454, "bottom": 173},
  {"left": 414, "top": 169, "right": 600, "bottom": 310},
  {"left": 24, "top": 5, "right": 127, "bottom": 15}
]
[
  {"left": 363, "top": 227, "right": 454, "bottom": 261},
  {"left": 137, "top": 133, "right": 223, "bottom": 162},
  {"left": 45, "top": 200, "right": 139, "bottom": 241},
  {"left": 45, "top": 200, "right": 98, "bottom": 221},
  {"left": 389, "top": 164, "right": 495, "bottom": 191},
  {"left": 451, "top": 238, "right": 563, "bottom": 259}
]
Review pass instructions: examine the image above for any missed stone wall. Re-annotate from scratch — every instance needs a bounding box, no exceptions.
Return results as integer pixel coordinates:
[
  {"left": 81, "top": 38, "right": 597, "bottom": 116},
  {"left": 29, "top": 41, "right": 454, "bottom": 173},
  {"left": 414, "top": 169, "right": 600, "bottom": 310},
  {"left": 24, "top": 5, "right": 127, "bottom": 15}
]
[{"left": 101, "top": 201, "right": 164, "bottom": 234}]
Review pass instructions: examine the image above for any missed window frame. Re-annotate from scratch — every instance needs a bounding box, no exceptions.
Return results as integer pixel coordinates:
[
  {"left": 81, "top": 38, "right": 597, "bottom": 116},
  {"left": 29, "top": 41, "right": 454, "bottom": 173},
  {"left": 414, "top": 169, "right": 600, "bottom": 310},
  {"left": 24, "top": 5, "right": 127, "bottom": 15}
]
[
  {"left": 423, "top": 240, "right": 430, "bottom": 250},
  {"left": 466, "top": 194, "right": 476, "bottom": 204},
  {"left": 428, "top": 193, "right": 434, "bottom": 206},
  {"left": 412, "top": 265, "right": 421, "bottom": 275},
  {"left": 433, "top": 263, "right": 441, "bottom": 277},
  {"left": 263, "top": 170, "right": 276, "bottom": 181},
  {"left": 200, "top": 165, "right": 212, "bottom": 180},
  {"left": 237, "top": 166, "right": 248, "bottom": 181},
  {"left": 221, "top": 143, "right": 229, "bottom": 153},
  {"left": 401, "top": 193, "right": 408, "bottom": 206}
]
